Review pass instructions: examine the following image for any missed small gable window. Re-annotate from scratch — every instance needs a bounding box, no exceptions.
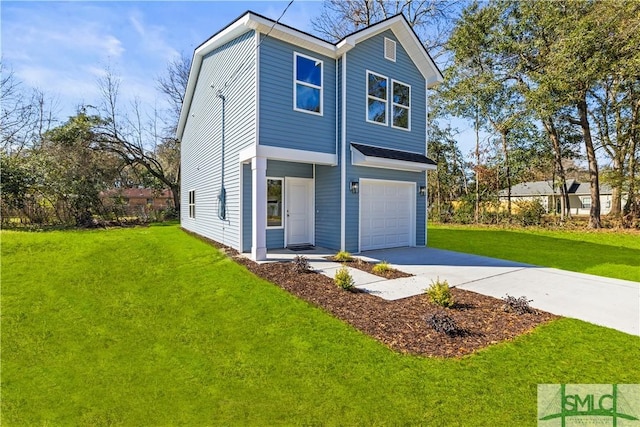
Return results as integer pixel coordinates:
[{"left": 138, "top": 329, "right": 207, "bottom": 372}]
[
  {"left": 392, "top": 80, "right": 410, "bottom": 130},
  {"left": 366, "top": 71, "right": 388, "bottom": 125},
  {"left": 294, "top": 53, "right": 323, "bottom": 115},
  {"left": 384, "top": 37, "right": 396, "bottom": 62}
]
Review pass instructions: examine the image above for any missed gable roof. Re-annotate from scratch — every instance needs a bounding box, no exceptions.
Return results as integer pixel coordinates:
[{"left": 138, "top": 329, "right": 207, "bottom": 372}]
[
  {"left": 499, "top": 180, "right": 614, "bottom": 197},
  {"left": 177, "top": 10, "right": 444, "bottom": 140}
]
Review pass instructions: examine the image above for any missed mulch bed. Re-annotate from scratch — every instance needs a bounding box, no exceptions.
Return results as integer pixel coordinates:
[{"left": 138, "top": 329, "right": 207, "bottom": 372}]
[
  {"left": 325, "top": 256, "right": 413, "bottom": 279},
  {"left": 187, "top": 230, "right": 559, "bottom": 358}
]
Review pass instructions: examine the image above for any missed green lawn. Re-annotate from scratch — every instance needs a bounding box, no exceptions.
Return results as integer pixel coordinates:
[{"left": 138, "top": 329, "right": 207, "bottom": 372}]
[
  {"left": 2, "top": 225, "right": 639, "bottom": 426},
  {"left": 428, "top": 224, "right": 640, "bottom": 282}
]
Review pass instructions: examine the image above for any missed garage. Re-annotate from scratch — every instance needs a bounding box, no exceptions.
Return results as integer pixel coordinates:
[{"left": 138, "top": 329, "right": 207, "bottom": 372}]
[{"left": 360, "top": 179, "right": 415, "bottom": 251}]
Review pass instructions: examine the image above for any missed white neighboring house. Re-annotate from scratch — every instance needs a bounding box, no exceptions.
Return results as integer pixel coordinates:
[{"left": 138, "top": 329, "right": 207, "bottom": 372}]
[{"left": 499, "top": 180, "right": 622, "bottom": 215}]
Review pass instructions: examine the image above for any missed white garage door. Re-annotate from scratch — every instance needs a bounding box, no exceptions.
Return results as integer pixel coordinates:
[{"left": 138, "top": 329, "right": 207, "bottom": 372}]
[{"left": 360, "top": 180, "right": 415, "bottom": 251}]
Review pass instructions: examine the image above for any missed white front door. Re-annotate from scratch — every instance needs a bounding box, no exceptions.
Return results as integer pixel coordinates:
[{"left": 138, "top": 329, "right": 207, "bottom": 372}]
[{"left": 286, "top": 178, "right": 314, "bottom": 246}]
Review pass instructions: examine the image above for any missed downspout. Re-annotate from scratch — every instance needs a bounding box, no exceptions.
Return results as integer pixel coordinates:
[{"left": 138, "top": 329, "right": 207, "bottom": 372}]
[
  {"left": 340, "top": 53, "right": 347, "bottom": 251},
  {"left": 217, "top": 91, "right": 227, "bottom": 221}
]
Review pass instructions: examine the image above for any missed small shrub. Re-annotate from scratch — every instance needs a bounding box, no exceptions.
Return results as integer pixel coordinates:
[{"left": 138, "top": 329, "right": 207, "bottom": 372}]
[
  {"left": 425, "top": 278, "right": 455, "bottom": 308},
  {"left": 372, "top": 261, "right": 391, "bottom": 275},
  {"left": 427, "top": 312, "right": 459, "bottom": 336},
  {"left": 514, "top": 200, "right": 546, "bottom": 226},
  {"left": 291, "top": 255, "right": 311, "bottom": 274},
  {"left": 334, "top": 251, "right": 352, "bottom": 262},
  {"left": 502, "top": 294, "right": 535, "bottom": 315},
  {"left": 334, "top": 265, "right": 355, "bottom": 291}
]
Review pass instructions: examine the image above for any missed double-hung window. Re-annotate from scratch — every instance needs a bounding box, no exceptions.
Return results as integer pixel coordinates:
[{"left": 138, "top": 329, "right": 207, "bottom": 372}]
[
  {"left": 294, "top": 53, "right": 323, "bottom": 115},
  {"left": 188, "top": 190, "right": 196, "bottom": 219},
  {"left": 581, "top": 196, "right": 592, "bottom": 209},
  {"left": 366, "top": 71, "right": 388, "bottom": 125},
  {"left": 392, "top": 80, "right": 410, "bottom": 130}
]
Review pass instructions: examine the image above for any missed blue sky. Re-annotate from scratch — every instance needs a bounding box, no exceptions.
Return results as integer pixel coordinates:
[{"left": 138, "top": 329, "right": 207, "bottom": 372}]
[
  {"left": 2, "top": 0, "right": 478, "bottom": 155},
  {"left": 2, "top": 1, "right": 322, "bottom": 117}
]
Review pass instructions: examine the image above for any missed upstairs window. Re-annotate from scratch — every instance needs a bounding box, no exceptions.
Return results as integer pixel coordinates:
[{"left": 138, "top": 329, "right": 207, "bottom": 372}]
[
  {"left": 392, "top": 80, "right": 410, "bottom": 130},
  {"left": 188, "top": 190, "right": 196, "bottom": 219},
  {"left": 367, "top": 71, "right": 388, "bottom": 125},
  {"left": 294, "top": 53, "right": 323, "bottom": 115}
]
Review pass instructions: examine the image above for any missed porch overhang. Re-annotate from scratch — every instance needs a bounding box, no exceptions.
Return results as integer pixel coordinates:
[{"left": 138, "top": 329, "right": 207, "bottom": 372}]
[
  {"left": 350, "top": 143, "right": 437, "bottom": 172},
  {"left": 239, "top": 144, "right": 337, "bottom": 166}
]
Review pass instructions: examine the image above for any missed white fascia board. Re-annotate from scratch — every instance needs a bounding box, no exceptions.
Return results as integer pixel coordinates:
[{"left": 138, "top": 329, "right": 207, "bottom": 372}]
[
  {"left": 239, "top": 144, "right": 337, "bottom": 166},
  {"left": 246, "top": 13, "right": 336, "bottom": 57},
  {"left": 176, "top": 53, "right": 201, "bottom": 140},
  {"left": 390, "top": 22, "right": 443, "bottom": 86},
  {"left": 350, "top": 146, "right": 437, "bottom": 172},
  {"left": 177, "top": 15, "right": 254, "bottom": 140},
  {"left": 336, "top": 16, "right": 443, "bottom": 85}
]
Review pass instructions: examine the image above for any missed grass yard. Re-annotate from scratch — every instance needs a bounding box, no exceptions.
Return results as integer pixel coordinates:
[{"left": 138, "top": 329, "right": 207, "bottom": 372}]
[
  {"left": 428, "top": 224, "right": 640, "bottom": 282},
  {"left": 2, "top": 225, "right": 639, "bottom": 426}
]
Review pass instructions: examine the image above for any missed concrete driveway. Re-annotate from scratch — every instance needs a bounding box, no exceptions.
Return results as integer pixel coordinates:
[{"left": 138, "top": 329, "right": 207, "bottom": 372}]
[{"left": 359, "top": 247, "right": 640, "bottom": 336}]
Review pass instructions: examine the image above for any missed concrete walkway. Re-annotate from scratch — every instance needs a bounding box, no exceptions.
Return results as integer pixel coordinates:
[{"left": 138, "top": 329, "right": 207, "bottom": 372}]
[{"left": 264, "top": 247, "right": 640, "bottom": 336}]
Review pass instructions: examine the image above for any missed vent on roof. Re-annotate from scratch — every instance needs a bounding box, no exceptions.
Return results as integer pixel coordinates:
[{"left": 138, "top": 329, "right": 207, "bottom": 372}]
[{"left": 384, "top": 37, "right": 396, "bottom": 62}]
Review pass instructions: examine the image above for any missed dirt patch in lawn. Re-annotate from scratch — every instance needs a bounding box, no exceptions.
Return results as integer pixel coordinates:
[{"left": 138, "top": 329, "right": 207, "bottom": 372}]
[{"left": 186, "top": 230, "right": 559, "bottom": 358}]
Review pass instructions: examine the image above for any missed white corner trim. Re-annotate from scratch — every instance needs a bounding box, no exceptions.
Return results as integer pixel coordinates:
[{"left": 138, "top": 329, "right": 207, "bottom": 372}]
[
  {"left": 251, "top": 156, "right": 267, "bottom": 261},
  {"left": 239, "top": 145, "right": 258, "bottom": 163},
  {"left": 255, "top": 31, "right": 261, "bottom": 148},
  {"left": 340, "top": 53, "right": 347, "bottom": 251}
]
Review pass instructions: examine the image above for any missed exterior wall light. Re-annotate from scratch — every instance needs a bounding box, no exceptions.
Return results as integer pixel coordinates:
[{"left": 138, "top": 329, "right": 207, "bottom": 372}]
[
  {"left": 419, "top": 186, "right": 426, "bottom": 196},
  {"left": 350, "top": 181, "right": 359, "bottom": 194}
]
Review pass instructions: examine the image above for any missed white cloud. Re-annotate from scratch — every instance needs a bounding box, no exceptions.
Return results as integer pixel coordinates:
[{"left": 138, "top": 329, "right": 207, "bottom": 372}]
[
  {"left": 15, "top": 64, "right": 101, "bottom": 112},
  {"left": 128, "top": 10, "right": 179, "bottom": 62}
]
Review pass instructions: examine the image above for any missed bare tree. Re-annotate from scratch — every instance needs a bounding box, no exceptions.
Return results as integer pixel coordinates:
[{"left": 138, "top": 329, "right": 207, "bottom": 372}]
[
  {"left": 91, "top": 69, "right": 180, "bottom": 210},
  {"left": 1, "top": 62, "right": 58, "bottom": 154},
  {"left": 156, "top": 53, "right": 191, "bottom": 135},
  {"left": 312, "top": 0, "right": 464, "bottom": 58}
]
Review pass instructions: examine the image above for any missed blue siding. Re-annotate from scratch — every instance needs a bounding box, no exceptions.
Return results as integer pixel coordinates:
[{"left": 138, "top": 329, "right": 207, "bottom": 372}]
[
  {"left": 342, "top": 31, "right": 428, "bottom": 252},
  {"left": 315, "top": 164, "right": 341, "bottom": 250},
  {"left": 345, "top": 30, "right": 426, "bottom": 154},
  {"left": 267, "top": 160, "right": 313, "bottom": 178},
  {"left": 259, "top": 37, "right": 337, "bottom": 154},
  {"left": 266, "top": 229, "right": 284, "bottom": 249},
  {"left": 180, "top": 30, "right": 256, "bottom": 251}
]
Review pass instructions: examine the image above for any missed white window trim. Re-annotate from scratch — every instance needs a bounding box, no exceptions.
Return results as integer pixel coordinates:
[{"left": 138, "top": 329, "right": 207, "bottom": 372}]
[
  {"left": 266, "top": 177, "right": 284, "bottom": 229},
  {"left": 188, "top": 189, "right": 196, "bottom": 219},
  {"left": 366, "top": 70, "right": 388, "bottom": 126},
  {"left": 293, "top": 52, "right": 323, "bottom": 116},
  {"left": 391, "top": 79, "right": 411, "bottom": 131},
  {"left": 581, "top": 196, "right": 592, "bottom": 209}
]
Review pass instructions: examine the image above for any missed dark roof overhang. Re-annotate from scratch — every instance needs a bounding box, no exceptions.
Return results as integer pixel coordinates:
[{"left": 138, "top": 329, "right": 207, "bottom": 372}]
[{"left": 351, "top": 143, "right": 436, "bottom": 172}]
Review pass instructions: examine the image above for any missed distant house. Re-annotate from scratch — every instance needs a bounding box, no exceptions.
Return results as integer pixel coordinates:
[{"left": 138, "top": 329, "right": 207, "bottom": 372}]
[
  {"left": 177, "top": 11, "right": 443, "bottom": 260},
  {"left": 100, "top": 188, "right": 174, "bottom": 215},
  {"left": 499, "top": 180, "right": 620, "bottom": 215}
]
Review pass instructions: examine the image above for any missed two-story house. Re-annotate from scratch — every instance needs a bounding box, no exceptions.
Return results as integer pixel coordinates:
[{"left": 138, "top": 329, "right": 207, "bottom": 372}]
[{"left": 177, "top": 11, "right": 443, "bottom": 260}]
